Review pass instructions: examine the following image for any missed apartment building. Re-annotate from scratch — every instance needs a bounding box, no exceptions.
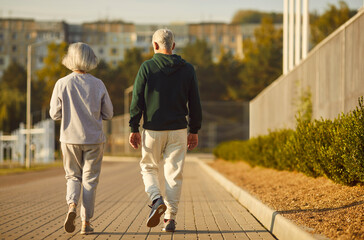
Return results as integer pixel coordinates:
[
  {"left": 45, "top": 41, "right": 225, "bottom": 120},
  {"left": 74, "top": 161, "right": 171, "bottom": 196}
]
[
  {"left": 0, "top": 18, "right": 266, "bottom": 77},
  {"left": 0, "top": 18, "right": 66, "bottom": 77},
  {"left": 188, "top": 22, "right": 244, "bottom": 61},
  {"left": 134, "top": 23, "right": 189, "bottom": 55},
  {"left": 82, "top": 21, "right": 135, "bottom": 67}
]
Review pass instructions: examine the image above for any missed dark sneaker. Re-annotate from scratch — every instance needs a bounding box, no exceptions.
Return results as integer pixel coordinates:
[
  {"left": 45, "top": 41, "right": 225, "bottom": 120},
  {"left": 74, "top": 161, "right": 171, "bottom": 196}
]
[
  {"left": 64, "top": 203, "right": 77, "bottom": 233},
  {"left": 80, "top": 222, "right": 94, "bottom": 235},
  {"left": 162, "top": 219, "right": 176, "bottom": 232},
  {"left": 146, "top": 196, "right": 167, "bottom": 227}
]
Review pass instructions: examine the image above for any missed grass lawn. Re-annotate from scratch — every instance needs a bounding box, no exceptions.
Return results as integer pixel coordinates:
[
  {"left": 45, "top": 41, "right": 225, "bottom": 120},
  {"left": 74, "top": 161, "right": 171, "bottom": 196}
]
[{"left": 0, "top": 161, "right": 63, "bottom": 175}]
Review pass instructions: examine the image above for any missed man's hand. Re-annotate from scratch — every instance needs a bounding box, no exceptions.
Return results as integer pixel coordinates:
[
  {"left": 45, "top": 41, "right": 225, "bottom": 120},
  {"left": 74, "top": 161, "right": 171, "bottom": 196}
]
[
  {"left": 129, "top": 132, "right": 141, "bottom": 149},
  {"left": 187, "top": 133, "right": 198, "bottom": 151}
]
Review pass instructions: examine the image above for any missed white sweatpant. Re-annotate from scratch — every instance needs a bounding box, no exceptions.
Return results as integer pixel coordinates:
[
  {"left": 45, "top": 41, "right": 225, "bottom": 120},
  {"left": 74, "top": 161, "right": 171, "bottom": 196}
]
[
  {"left": 61, "top": 143, "right": 104, "bottom": 222},
  {"left": 140, "top": 129, "right": 187, "bottom": 220}
]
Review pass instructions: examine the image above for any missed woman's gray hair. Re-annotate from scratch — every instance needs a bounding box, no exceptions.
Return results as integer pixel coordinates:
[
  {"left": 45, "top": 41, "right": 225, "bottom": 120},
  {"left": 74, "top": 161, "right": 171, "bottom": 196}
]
[
  {"left": 152, "top": 29, "right": 174, "bottom": 50},
  {"left": 62, "top": 42, "right": 99, "bottom": 72}
]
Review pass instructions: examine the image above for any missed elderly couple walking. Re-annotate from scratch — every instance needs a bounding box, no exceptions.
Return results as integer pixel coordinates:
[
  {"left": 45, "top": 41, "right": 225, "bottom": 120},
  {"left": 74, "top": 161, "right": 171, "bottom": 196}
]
[{"left": 49, "top": 29, "right": 202, "bottom": 235}]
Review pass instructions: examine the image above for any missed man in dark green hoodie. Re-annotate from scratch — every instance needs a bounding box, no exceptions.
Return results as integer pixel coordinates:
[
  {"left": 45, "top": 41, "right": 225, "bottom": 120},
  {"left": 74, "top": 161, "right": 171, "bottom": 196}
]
[{"left": 129, "top": 29, "right": 202, "bottom": 232}]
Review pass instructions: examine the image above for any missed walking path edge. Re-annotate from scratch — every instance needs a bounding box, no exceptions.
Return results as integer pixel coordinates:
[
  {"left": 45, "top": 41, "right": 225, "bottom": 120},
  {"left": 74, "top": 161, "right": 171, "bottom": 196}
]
[{"left": 194, "top": 157, "right": 323, "bottom": 240}]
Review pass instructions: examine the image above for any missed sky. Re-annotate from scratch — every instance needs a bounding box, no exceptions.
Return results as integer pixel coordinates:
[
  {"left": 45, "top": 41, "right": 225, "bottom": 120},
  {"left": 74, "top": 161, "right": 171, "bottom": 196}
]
[{"left": 0, "top": 0, "right": 363, "bottom": 24}]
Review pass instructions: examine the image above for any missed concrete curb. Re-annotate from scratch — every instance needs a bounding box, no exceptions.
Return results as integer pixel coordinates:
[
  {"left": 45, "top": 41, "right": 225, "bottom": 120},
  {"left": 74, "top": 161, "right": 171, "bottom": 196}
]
[{"left": 197, "top": 159, "right": 319, "bottom": 240}]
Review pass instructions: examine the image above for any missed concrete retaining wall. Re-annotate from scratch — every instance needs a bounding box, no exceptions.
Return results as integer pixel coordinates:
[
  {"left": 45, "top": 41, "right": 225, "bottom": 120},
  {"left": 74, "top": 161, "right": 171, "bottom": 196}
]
[{"left": 250, "top": 10, "right": 364, "bottom": 137}]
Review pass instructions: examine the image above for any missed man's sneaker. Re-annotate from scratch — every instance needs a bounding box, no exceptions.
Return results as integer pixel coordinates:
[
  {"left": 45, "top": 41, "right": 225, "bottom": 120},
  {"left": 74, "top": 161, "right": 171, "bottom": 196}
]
[
  {"left": 146, "top": 196, "right": 167, "bottom": 227},
  {"left": 64, "top": 203, "right": 77, "bottom": 233},
  {"left": 162, "top": 219, "right": 176, "bottom": 232},
  {"left": 80, "top": 222, "right": 94, "bottom": 235}
]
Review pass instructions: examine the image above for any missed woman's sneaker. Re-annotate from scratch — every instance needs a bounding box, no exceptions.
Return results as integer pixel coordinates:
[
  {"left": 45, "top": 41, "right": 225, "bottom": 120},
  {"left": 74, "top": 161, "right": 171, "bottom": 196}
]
[
  {"left": 162, "top": 219, "right": 176, "bottom": 232},
  {"left": 64, "top": 203, "right": 77, "bottom": 233},
  {"left": 146, "top": 196, "right": 167, "bottom": 227},
  {"left": 80, "top": 222, "right": 94, "bottom": 235}
]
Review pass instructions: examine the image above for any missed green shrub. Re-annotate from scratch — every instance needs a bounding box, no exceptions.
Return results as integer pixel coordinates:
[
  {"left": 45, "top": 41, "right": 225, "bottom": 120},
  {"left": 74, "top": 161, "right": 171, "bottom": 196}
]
[{"left": 214, "top": 97, "right": 364, "bottom": 186}]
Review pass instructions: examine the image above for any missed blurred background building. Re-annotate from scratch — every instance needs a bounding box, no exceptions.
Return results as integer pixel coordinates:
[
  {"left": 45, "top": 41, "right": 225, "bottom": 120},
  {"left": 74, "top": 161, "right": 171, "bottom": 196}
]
[
  {"left": 0, "top": 19, "right": 66, "bottom": 77},
  {"left": 0, "top": 18, "right": 275, "bottom": 77}
]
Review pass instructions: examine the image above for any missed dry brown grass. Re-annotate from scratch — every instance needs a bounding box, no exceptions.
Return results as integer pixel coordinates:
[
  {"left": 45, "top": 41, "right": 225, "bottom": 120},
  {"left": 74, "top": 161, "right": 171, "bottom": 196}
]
[{"left": 209, "top": 159, "right": 364, "bottom": 240}]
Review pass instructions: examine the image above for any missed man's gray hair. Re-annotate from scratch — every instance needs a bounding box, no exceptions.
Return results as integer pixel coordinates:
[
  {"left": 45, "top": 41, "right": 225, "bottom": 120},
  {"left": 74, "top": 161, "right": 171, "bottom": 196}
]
[
  {"left": 62, "top": 42, "right": 99, "bottom": 72},
  {"left": 152, "top": 29, "right": 174, "bottom": 50}
]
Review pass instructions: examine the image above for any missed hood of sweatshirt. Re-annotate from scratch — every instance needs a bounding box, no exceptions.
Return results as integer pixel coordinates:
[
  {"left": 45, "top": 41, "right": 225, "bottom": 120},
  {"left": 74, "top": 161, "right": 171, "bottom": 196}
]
[{"left": 152, "top": 53, "right": 186, "bottom": 75}]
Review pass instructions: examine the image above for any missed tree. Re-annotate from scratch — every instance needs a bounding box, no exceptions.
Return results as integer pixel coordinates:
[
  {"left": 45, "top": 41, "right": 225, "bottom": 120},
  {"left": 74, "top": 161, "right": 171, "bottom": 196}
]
[
  {"left": 181, "top": 40, "right": 228, "bottom": 100},
  {"left": 36, "top": 42, "right": 69, "bottom": 109},
  {"left": 239, "top": 17, "right": 283, "bottom": 100},
  {"left": 122, "top": 48, "right": 145, "bottom": 86},
  {"left": 181, "top": 39, "right": 213, "bottom": 68},
  {"left": 1, "top": 61, "right": 27, "bottom": 92},
  {"left": 0, "top": 62, "right": 27, "bottom": 133},
  {"left": 311, "top": 1, "right": 357, "bottom": 46},
  {"left": 231, "top": 10, "right": 283, "bottom": 24},
  {"left": 91, "top": 48, "right": 148, "bottom": 115},
  {"left": 215, "top": 50, "right": 244, "bottom": 100},
  {"left": 91, "top": 60, "right": 128, "bottom": 115}
]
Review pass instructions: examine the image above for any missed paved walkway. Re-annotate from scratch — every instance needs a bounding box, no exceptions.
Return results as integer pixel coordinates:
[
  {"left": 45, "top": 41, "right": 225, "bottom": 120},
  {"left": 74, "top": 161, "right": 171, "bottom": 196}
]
[{"left": 0, "top": 157, "right": 276, "bottom": 240}]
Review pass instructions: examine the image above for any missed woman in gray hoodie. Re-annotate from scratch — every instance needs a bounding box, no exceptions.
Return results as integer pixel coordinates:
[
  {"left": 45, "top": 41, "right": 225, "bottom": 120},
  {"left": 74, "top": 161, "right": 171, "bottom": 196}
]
[{"left": 49, "top": 42, "right": 113, "bottom": 235}]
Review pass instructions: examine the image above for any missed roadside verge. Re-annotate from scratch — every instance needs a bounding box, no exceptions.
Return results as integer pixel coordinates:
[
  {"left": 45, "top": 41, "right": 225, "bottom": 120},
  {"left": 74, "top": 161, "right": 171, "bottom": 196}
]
[{"left": 196, "top": 157, "right": 325, "bottom": 240}]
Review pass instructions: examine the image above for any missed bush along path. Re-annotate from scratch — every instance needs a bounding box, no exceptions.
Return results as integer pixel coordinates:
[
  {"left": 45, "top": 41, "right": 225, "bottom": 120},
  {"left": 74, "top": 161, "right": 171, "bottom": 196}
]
[{"left": 214, "top": 97, "right": 364, "bottom": 186}]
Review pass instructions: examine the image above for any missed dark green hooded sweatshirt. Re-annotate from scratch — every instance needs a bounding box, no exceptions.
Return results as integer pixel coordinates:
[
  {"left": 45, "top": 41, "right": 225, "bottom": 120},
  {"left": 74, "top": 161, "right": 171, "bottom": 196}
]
[{"left": 129, "top": 53, "right": 202, "bottom": 133}]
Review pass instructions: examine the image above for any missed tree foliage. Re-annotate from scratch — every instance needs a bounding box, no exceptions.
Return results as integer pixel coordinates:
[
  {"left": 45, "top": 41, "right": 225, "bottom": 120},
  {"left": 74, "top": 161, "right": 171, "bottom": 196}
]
[
  {"left": 36, "top": 42, "right": 69, "bottom": 109},
  {"left": 181, "top": 39, "right": 222, "bottom": 100},
  {"left": 239, "top": 17, "right": 283, "bottom": 100},
  {"left": 91, "top": 48, "right": 149, "bottom": 115},
  {"left": 181, "top": 39, "right": 213, "bottom": 68},
  {"left": 180, "top": 40, "right": 241, "bottom": 101},
  {"left": 180, "top": 17, "right": 282, "bottom": 102},
  {"left": 231, "top": 10, "right": 283, "bottom": 24},
  {"left": 0, "top": 62, "right": 27, "bottom": 133},
  {"left": 310, "top": 1, "right": 357, "bottom": 47}
]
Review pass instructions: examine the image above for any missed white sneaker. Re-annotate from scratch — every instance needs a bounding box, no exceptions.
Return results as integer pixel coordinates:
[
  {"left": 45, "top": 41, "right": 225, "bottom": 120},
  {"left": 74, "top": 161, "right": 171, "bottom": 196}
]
[
  {"left": 64, "top": 203, "right": 77, "bottom": 233},
  {"left": 80, "top": 222, "right": 94, "bottom": 235}
]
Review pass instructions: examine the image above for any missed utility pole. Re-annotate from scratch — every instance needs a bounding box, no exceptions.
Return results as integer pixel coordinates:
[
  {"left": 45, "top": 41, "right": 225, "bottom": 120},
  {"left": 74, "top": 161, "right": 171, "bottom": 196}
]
[
  {"left": 25, "top": 38, "right": 60, "bottom": 168},
  {"left": 26, "top": 45, "right": 32, "bottom": 169}
]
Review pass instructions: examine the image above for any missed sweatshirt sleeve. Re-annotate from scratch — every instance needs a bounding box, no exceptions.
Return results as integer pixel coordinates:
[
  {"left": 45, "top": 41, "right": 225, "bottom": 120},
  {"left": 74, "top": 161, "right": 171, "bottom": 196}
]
[
  {"left": 188, "top": 68, "right": 202, "bottom": 134},
  {"left": 129, "top": 63, "right": 147, "bottom": 133},
  {"left": 101, "top": 83, "right": 114, "bottom": 120},
  {"left": 49, "top": 81, "right": 62, "bottom": 121}
]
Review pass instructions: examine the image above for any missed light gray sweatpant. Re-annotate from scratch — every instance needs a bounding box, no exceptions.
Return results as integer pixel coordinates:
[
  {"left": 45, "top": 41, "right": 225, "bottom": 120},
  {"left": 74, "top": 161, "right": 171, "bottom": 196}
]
[
  {"left": 140, "top": 129, "right": 187, "bottom": 220},
  {"left": 61, "top": 143, "right": 104, "bottom": 222}
]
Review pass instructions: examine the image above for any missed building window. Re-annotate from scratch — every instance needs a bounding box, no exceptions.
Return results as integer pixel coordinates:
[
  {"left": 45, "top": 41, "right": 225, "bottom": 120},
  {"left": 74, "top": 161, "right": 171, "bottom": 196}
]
[
  {"left": 0, "top": 45, "right": 3, "bottom": 52},
  {"left": 0, "top": 33, "right": 3, "bottom": 41},
  {"left": 39, "top": 57, "right": 44, "bottom": 64},
  {"left": 137, "top": 36, "right": 145, "bottom": 43},
  {"left": 12, "top": 45, "right": 17, "bottom": 52},
  {"left": 99, "top": 48, "right": 104, "bottom": 55},
  {"left": 111, "top": 48, "right": 117, "bottom": 55},
  {"left": 231, "top": 36, "right": 235, "bottom": 43},
  {"left": 12, "top": 33, "right": 17, "bottom": 40},
  {"left": 113, "top": 36, "right": 118, "bottom": 42},
  {"left": 0, "top": 58, "right": 4, "bottom": 65}
]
